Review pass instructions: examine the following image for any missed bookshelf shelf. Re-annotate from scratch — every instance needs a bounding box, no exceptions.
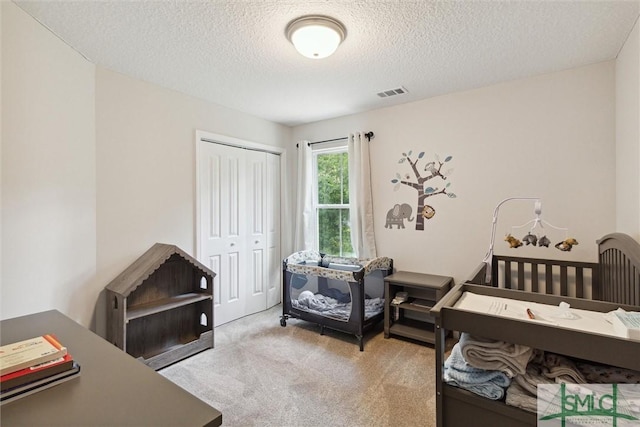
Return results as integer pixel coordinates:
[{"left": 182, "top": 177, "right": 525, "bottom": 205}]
[{"left": 127, "top": 293, "right": 213, "bottom": 321}]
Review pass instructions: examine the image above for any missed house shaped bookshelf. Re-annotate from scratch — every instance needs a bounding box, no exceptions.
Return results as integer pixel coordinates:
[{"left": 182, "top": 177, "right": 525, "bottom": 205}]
[{"left": 106, "top": 243, "right": 215, "bottom": 370}]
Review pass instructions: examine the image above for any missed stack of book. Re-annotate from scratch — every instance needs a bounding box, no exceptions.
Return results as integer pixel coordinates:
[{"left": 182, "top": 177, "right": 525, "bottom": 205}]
[{"left": 1, "top": 334, "right": 81, "bottom": 404}]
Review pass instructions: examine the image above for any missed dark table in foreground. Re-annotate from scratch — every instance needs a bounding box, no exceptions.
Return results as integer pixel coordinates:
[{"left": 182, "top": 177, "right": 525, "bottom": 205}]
[{"left": 1, "top": 310, "right": 222, "bottom": 426}]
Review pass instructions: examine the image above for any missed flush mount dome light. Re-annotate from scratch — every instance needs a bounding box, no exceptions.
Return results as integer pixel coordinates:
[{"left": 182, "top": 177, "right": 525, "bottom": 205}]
[{"left": 286, "top": 15, "right": 346, "bottom": 59}]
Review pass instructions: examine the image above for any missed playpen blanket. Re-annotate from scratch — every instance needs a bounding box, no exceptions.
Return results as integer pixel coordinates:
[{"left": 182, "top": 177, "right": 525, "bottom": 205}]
[{"left": 291, "top": 293, "right": 384, "bottom": 321}]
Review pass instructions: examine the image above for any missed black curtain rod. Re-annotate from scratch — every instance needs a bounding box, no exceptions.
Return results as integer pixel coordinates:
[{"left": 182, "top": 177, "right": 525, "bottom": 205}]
[
  {"left": 310, "top": 136, "right": 348, "bottom": 145},
  {"left": 297, "top": 131, "right": 374, "bottom": 148}
]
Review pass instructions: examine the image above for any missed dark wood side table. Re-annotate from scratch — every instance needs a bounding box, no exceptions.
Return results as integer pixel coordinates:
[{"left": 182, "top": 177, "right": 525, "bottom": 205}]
[
  {"left": 384, "top": 271, "right": 453, "bottom": 345},
  {"left": 1, "top": 310, "right": 222, "bottom": 426}
]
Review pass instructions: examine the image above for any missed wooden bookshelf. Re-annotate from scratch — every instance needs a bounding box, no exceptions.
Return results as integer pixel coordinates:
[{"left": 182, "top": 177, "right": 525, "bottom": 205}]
[{"left": 106, "top": 243, "right": 215, "bottom": 370}]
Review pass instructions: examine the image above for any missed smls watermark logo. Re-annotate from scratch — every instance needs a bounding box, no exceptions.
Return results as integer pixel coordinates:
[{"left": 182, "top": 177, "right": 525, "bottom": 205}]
[{"left": 538, "top": 384, "right": 640, "bottom": 426}]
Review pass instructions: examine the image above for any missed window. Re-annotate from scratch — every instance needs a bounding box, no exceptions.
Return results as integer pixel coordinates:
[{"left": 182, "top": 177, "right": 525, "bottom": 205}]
[{"left": 313, "top": 147, "right": 354, "bottom": 257}]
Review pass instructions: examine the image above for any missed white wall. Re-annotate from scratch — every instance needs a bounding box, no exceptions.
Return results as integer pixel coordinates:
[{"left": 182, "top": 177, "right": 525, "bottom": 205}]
[
  {"left": 292, "top": 62, "right": 616, "bottom": 285},
  {"left": 1, "top": 2, "right": 97, "bottom": 324},
  {"left": 616, "top": 18, "right": 640, "bottom": 241}
]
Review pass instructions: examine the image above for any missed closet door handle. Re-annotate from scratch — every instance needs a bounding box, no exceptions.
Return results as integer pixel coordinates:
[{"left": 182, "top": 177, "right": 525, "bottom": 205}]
[{"left": 255, "top": 240, "right": 259, "bottom": 244}]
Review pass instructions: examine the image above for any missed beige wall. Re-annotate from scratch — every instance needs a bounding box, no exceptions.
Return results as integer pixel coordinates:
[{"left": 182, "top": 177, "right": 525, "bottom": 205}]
[
  {"left": 1, "top": 0, "right": 635, "bottom": 331},
  {"left": 1, "top": 0, "right": 3, "bottom": 301},
  {"left": 95, "top": 69, "right": 290, "bottom": 334},
  {"left": 616, "top": 18, "right": 640, "bottom": 241},
  {"left": 1, "top": 3, "right": 290, "bottom": 333},
  {"left": 1, "top": 2, "right": 96, "bottom": 324},
  {"left": 292, "top": 62, "right": 617, "bottom": 284}
]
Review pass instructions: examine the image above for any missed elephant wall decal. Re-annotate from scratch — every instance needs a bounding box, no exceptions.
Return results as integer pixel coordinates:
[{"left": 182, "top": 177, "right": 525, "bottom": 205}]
[{"left": 385, "top": 203, "right": 414, "bottom": 229}]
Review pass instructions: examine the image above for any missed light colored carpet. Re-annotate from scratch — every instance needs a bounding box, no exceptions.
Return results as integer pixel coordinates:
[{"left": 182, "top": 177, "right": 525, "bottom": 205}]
[{"left": 160, "top": 305, "right": 439, "bottom": 427}]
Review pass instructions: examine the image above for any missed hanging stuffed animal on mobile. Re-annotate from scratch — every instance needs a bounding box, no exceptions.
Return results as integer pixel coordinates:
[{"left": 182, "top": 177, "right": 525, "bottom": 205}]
[
  {"left": 522, "top": 232, "right": 538, "bottom": 246},
  {"left": 555, "top": 238, "right": 578, "bottom": 252},
  {"left": 538, "top": 235, "right": 551, "bottom": 247},
  {"left": 505, "top": 234, "right": 523, "bottom": 248}
]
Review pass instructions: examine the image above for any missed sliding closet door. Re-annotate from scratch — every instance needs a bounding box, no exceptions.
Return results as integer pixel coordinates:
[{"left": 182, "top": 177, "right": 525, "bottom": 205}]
[
  {"left": 244, "top": 150, "right": 268, "bottom": 316},
  {"left": 265, "top": 153, "right": 281, "bottom": 309},
  {"left": 199, "top": 142, "right": 246, "bottom": 326},
  {"left": 198, "top": 141, "right": 281, "bottom": 327}
]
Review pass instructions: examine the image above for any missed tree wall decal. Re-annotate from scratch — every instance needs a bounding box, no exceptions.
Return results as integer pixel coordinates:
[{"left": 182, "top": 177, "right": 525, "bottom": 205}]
[{"left": 390, "top": 151, "right": 456, "bottom": 231}]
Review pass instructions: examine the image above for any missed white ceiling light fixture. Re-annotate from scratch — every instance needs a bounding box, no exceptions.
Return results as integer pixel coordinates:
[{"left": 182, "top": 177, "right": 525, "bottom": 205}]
[{"left": 286, "top": 15, "right": 346, "bottom": 59}]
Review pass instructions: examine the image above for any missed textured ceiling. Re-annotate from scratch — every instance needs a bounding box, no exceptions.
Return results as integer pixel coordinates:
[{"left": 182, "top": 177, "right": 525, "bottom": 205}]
[{"left": 15, "top": 1, "right": 640, "bottom": 126}]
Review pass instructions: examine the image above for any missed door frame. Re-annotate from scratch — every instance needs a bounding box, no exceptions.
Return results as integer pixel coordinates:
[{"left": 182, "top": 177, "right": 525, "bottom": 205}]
[{"left": 194, "top": 130, "right": 287, "bottom": 309}]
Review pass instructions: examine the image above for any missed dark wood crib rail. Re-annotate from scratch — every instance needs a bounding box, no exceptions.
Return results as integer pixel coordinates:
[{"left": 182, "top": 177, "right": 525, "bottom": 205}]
[
  {"left": 466, "top": 256, "right": 598, "bottom": 298},
  {"left": 598, "top": 232, "right": 640, "bottom": 306},
  {"left": 466, "top": 233, "right": 640, "bottom": 306},
  {"left": 489, "top": 255, "right": 599, "bottom": 298}
]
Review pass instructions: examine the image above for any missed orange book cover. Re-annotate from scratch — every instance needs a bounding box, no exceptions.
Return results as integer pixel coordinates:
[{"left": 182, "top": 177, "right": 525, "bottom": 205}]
[{"left": 0, "top": 334, "right": 68, "bottom": 376}]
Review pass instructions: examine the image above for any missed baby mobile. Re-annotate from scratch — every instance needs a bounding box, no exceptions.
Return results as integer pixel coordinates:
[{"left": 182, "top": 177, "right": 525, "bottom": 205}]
[
  {"left": 482, "top": 197, "right": 579, "bottom": 282},
  {"left": 503, "top": 200, "right": 578, "bottom": 252},
  {"left": 486, "top": 198, "right": 578, "bottom": 255}
]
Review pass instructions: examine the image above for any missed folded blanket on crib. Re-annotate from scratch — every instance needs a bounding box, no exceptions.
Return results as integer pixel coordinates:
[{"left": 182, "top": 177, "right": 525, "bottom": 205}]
[
  {"left": 515, "top": 363, "right": 556, "bottom": 396},
  {"left": 506, "top": 380, "right": 558, "bottom": 413},
  {"left": 444, "top": 342, "right": 510, "bottom": 400},
  {"left": 506, "top": 381, "right": 537, "bottom": 413},
  {"left": 541, "top": 353, "right": 586, "bottom": 384},
  {"left": 514, "top": 353, "right": 584, "bottom": 399},
  {"left": 459, "top": 333, "right": 533, "bottom": 378},
  {"left": 510, "top": 357, "right": 584, "bottom": 414},
  {"left": 508, "top": 352, "right": 590, "bottom": 415},
  {"left": 507, "top": 352, "right": 640, "bottom": 415}
]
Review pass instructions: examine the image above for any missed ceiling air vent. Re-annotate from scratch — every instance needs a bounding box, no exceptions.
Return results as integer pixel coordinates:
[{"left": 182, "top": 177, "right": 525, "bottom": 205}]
[{"left": 377, "top": 86, "right": 409, "bottom": 98}]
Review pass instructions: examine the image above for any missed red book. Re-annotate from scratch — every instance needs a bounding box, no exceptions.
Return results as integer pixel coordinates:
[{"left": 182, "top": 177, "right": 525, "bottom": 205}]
[{"left": 0, "top": 353, "right": 74, "bottom": 392}]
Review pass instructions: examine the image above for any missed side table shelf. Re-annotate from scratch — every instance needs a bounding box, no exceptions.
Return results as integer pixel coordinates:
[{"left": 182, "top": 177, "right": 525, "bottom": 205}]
[{"left": 384, "top": 271, "right": 453, "bottom": 345}]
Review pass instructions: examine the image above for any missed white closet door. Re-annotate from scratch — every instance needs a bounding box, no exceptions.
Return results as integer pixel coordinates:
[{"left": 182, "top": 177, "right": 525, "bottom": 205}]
[
  {"left": 266, "top": 153, "right": 281, "bottom": 308},
  {"left": 244, "top": 150, "right": 268, "bottom": 315},
  {"left": 199, "top": 142, "right": 248, "bottom": 326},
  {"left": 198, "top": 141, "right": 281, "bottom": 326}
]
